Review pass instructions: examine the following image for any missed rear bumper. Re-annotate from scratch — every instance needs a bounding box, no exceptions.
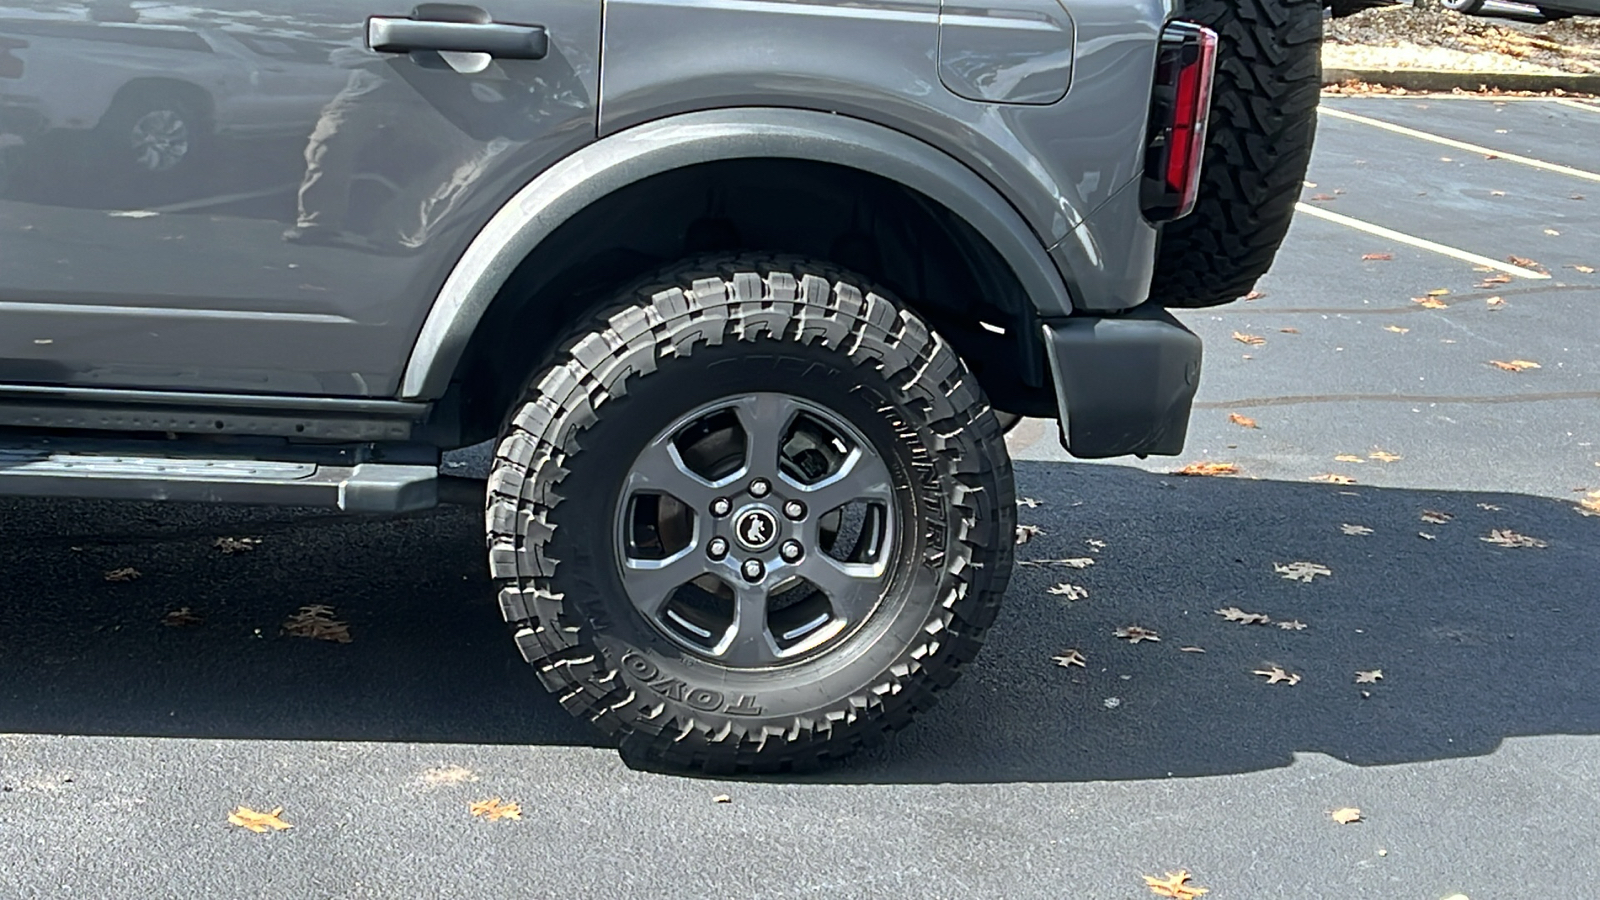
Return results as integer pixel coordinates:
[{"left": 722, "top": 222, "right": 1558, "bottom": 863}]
[{"left": 1041, "top": 305, "right": 1202, "bottom": 459}]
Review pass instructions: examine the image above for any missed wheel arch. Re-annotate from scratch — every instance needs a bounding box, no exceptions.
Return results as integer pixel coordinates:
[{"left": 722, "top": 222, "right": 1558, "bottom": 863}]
[
  {"left": 103, "top": 77, "right": 215, "bottom": 126},
  {"left": 399, "top": 108, "right": 1074, "bottom": 439}
]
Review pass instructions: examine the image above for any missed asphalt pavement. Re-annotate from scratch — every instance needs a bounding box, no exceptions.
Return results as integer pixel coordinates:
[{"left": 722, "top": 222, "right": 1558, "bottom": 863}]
[{"left": 3, "top": 95, "right": 1599, "bottom": 899}]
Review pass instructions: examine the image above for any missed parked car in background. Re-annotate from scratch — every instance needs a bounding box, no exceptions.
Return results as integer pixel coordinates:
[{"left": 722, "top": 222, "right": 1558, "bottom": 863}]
[{"left": 1442, "top": 0, "right": 1599, "bottom": 19}]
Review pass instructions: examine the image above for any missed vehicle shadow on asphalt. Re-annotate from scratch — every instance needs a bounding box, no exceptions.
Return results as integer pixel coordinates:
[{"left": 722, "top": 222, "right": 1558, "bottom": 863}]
[{"left": 1, "top": 459, "right": 1596, "bottom": 782}]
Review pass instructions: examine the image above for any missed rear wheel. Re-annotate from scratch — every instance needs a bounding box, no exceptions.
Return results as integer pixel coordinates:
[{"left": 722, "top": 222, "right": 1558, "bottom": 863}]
[
  {"left": 1151, "top": 0, "right": 1323, "bottom": 308},
  {"left": 486, "top": 256, "right": 1015, "bottom": 772}
]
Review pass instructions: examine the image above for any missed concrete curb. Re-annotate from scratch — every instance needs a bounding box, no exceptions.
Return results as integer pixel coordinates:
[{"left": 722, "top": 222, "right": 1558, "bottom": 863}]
[{"left": 1323, "top": 67, "right": 1600, "bottom": 94}]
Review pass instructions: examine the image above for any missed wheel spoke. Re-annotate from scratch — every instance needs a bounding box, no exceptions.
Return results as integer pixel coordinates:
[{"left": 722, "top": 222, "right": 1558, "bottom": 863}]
[
  {"left": 790, "top": 445, "right": 893, "bottom": 514},
  {"left": 730, "top": 393, "right": 798, "bottom": 480},
  {"left": 717, "top": 583, "right": 782, "bottom": 666},
  {"left": 624, "top": 436, "right": 722, "bottom": 512},
  {"left": 804, "top": 556, "right": 887, "bottom": 625},
  {"left": 619, "top": 547, "right": 711, "bottom": 619}
]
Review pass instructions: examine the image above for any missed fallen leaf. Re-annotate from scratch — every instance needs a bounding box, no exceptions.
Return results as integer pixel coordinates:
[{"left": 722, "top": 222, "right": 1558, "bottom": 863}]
[
  {"left": 1355, "top": 669, "right": 1384, "bottom": 684},
  {"left": 1252, "top": 665, "right": 1302, "bottom": 685},
  {"left": 1114, "top": 625, "right": 1161, "bottom": 644},
  {"left": 1243, "top": 290, "right": 1266, "bottom": 301},
  {"left": 1017, "top": 497, "right": 1041, "bottom": 509},
  {"left": 213, "top": 536, "right": 261, "bottom": 555},
  {"left": 1053, "top": 648, "right": 1087, "bottom": 669},
  {"left": 1419, "top": 532, "right": 1437, "bottom": 540},
  {"left": 469, "top": 798, "right": 522, "bottom": 821},
  {"left": 1143, "top": 870, "right": 1209, "bottom": 899},
  {"left": 1020, "top": 557, "right": 1095, "bottom": 569},
  {"left": 162, "top": 607, "right": 204, "bottom": 628},
  {"left": 1485, "top": 296, "right": 1505, "bottom": 309},
  {"left": 712, "top": 794, "right": 732, "bottom": 804},
  {"left": 1544, "top": 228, "right": 1561, "bottom": 236},
  {"left": 1489, "top": 359, "right": 1540, "bottom": 372},
  {"left": 1331, "top": 807, "right": 1363, "bottom": 825},
  {"left": 1568, "top": 264, "right": 1596, "bottom": 274},
  {"left": 1310, "top": 473, "right": 1357, "bottom": 485},
  {"left": 1481, "top": 529, "right": 1547, "bottom": 549},
  {"left": 1411, "top": 296, "right": 1448, "bottom": 309},
  {"left": 1173, "top": 461, "right": 1239, "bottom": 477},
  {"left": 1278, "top": 327, "right": 1300, "bottom": 334},
  {"left": 1576, "top": 491, "right": 1600, "bottom": 517},
  {"left": 1228, "top": 413, "right": 1259, "bottom": 429},
  {"left": 1086, "top": 538, "right": 1107, "bottom": 550},
  {"left": 1368, "top": 450, "right": 1402, "bottom": 463},
  {"left": 1015, "top": 524, "right": 1043, "bottom": 545},
  {"left": 1048, "top": 583, "right": 1089, "bottom": 601},
  {"left": 1420, "top": 510, "right": 1453, "bottom": 524},
  {"left": 282, "top": 604, "right": 352, "bottom": 643},
  {"left": 1232, "top": 331, "right": 1266, "bottom": 346},
  {"left": 1361, "top": 252, "right": 1394, "bottom": 261},
  {"left": 1215, "top": 606, "right": 1271, "bottom": 625},
  {"left": 1180, "top": 646, "right": 1207, "bottom": 653},
  {"left": 1491, "top": 189, "right": 1506, "bottom": 196},
  {"left": 1275, "top": 561, "right": 1332, "bottom": 582},
  {"left": 104, "top": 567, "right": 141, "bottom": 582},
  {"left": 228, "top": 806, "right": 291, "bottom": 833},
  {"left": 1427, "top": 288, "right": 1450, "bottom": 297},
  {"left": 422, "top": 765, "right": 477, "bottom": 786},
  {"left": 1310, "top": 193, "right": 1336, "bottom": 201},
  {"left": 1334, "top": 454, "right": 1366, "bottom": 463},
  {"left": 1341, "top": 523, "right": 1374, "bottom": 536},
  {"left": 1384, "top": 325, "right": 1410, "bottom": 334},
  {"left": 1278, "top": 619, "right": 1308, "bottom": 631},
  {"left": 1477, "top": 273, "right": 1512, "bottom": 287},
  {"left": 1477, "top": 503, "right": 1502, "bottom": 511},
  {"left": 1508, "top": 255, "right": 1542, "bottom": 270}
]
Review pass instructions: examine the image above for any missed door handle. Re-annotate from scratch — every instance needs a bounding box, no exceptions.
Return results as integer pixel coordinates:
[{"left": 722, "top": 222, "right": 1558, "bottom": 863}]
[{"left": 367, "top": 15, "right": 548, "bottom": 60}]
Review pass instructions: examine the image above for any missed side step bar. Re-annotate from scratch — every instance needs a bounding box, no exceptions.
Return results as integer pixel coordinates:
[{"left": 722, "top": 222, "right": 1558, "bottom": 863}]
[{"left": 0, "top": 442, "right": 438, "bottom": 513}]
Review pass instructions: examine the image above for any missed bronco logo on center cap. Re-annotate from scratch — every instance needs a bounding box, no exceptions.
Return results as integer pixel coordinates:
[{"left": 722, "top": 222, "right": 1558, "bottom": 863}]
[{"left": 733, "top": 507, "right": 779, "bottom": 551}]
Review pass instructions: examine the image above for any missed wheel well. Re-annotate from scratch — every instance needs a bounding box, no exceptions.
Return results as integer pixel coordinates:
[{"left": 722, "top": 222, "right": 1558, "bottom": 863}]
[
  {"left": 106, "top": 78, "right": 214, "bottom": 125},
  {"left": 445, "top": 158, "right": 1055, "bottom": 447}
]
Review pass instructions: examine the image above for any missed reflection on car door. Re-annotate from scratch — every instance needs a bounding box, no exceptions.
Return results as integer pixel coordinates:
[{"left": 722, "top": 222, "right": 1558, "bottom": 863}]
[{"left": 0, "top": 1, "right": 598, "bottom": 396}]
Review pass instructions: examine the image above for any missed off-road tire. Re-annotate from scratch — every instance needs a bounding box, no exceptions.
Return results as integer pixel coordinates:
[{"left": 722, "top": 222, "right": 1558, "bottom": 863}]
[
  {"left": 1151, "top": 0, "right": 1322, "bottom": 308},
  {"left": 486, "top": 255, "right": 1016, "bottom": 772}
]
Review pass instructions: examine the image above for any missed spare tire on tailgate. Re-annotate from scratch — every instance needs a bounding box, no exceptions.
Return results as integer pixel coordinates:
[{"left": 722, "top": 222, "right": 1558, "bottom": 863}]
[{"left": 1150, "top": 0, "right": 1323, "bottom": 309}]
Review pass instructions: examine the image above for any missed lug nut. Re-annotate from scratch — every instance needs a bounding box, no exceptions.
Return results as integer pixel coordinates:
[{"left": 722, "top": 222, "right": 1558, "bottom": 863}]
[
  {"left": 783, "top": 500, "right": 806, "bottom": 520},
  {"left": 741, "top": 558, "right": 766, "bottom": 582},
  {"left": 780, "top": 540, "right": 804, "bottom": 563},
  {"left": 749, "top": 478, "right": 771, "bottom": 498},
  {"left": 707, "top": 537, "right": 729, "bottom": 560},
  {"left": 710, "top": 497, "right": 732, "bottom": 517}
]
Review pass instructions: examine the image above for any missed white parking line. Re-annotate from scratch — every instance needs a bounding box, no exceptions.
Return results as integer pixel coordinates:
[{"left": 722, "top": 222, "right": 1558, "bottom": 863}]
[
  {"left": 1294, "top": 203, "right": 1552, "bottom": 280},
  {"left": 1319, "top": 106, "right": 1600, "bottom": 184},
  {"left": 1553, "top": 98, "right": 1600, "bottom": 115}
]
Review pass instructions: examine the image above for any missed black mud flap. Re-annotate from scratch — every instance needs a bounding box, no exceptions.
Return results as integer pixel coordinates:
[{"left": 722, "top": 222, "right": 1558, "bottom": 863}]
[{"left": 1042, "top": 305, "right": 1202, "bottom": 459}]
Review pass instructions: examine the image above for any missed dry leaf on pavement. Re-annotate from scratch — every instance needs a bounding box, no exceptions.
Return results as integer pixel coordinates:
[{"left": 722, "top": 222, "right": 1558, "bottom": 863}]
[
  {"left": 1420, "top": 510, "right": 1453, "bottom": 524},
  {"left": 1115, "top": 625, "right": 1161, "bottom": 644},
  {"left": 282, "top": 605, "right": 352, "bottom": 643},
  {"left": 1485, "top": 296, "right": 1506, "bottom": 309},
  {"left": 1576, "top": 491, "right": 1600, "bottom": 516},
  {"left": 1017, "top": 497, "right": 1041, "bottom": 509},
  {"left": 1243, "top": 290, "right": 1266, "bottom": 301},
  {"left": 1369, "top": 450, "right": 1402, "bottom": 463},
  {"left": 1228, "top": 413, "right": 1259, "bottom": 428},
  {"left": 1232, "top": 331, "right": 1266, "bottom": 346},
  {"left": 422, "top": 766, "right": 477, "bottom": 786},
  {"left": 1279, "top": 327, "right": 1300, "bottom": 334},
  {"left": 1053, "top": 649, "right": 1087, "bottom": 669},
  {"left": 1362, "top": 252, "right": 1393, "bottom": 261},
  {"left": 1334, "top": 454, "right": 1366, "bottom": 463},
  {"left": 213, "top": 536, "right": 261, "bottom": 555},
  {"left": 1341, "top": 523, "right": 1374, "bottom": 536},
  {"left": 1215, "top": 606, "right": 1270, "bottom": 625},
  {"left": 1180, "top": 646, "right": 1206, "bottom": 653},
  {"left": 712, "top": 794, "right": 732, "bottom": 804},
  {"left": 1310, "top": 473, "right": 1357, "bottom": 485},
  {"left": 1252, "top": 665, "right": 1302, "bottom": 685},
  {"left": 1427, "top": 288, "right": 1450, "bottom": 296},
  {"left": 162, "top": 607, "right": 204, "bottom": 628},
  {"left": 1477, "top": 273, "right": 1512, "bottom": 287},
  {"left": 1384, "top": 325, "right": 1410, "bottom": 334},
  {"left": 1144, "top": 870, "right": 1209, "bottom": 899},
  {"left": 1174, "top": 461, "right": 1238, "bottom": 477},
  {"left": 1508, "top": 254, "right": 1542, "bottom": 270},
  {"left": 1481, "top": 529, "right": 1547, "bottom": 549},
  {"left": 1569, "top": 264, "right": 1596, "bottom": 274},
  {"left": 470, "top": 798, "right": 522, "bottom": 821},
  {"left": 1020, "top": 557, "right": 1095, "bottom": 569},
  {"left": 1355, "top": 669, "right": 1384, "bottom": 684},
  {"left": 1489, "top": 359, "right": 1540, "bottom": 372},
  {"left": 1310, "top": 193, "right": 1336, "bottom": 201},
  {"left": 1331, "top": 807, "right": 1363, "bottom": 825},
  {"left": 1015, "top": 524, "right": 1043, "bottom": 545},
  {"left": 1049, "top": 583, "right": 1089, "bottom": 601},
  {"left": 228, "top": 806, "right": 291, "bottom": 833},
  {"left": 1412, "top": 296, "right": 1448, "bottom": 309},
  {"left": 1278, "top": 620, "right": 1307, "bottom": 631},
  {"left": 104, "top": 567, "right": 141, "bottom": 583},
  {"left": 1275, "top": 561, "right": 1332, "bottom": 582}
]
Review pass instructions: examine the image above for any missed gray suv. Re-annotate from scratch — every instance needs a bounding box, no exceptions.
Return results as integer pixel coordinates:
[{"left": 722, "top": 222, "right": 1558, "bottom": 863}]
[{"left": 0, "top": 0, "right": 1320, "bottom": 770}]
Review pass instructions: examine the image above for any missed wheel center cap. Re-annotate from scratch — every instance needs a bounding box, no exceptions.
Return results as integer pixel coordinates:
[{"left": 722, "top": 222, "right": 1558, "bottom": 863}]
[{"left": 732, "top": 507, "right": 780, "bottom": 552}]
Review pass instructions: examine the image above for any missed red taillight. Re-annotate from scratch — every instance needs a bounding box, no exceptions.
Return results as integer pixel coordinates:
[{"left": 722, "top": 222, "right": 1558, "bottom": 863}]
[{"left": 1141, "top": 22, "right": 1219, "bottom": 222}]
